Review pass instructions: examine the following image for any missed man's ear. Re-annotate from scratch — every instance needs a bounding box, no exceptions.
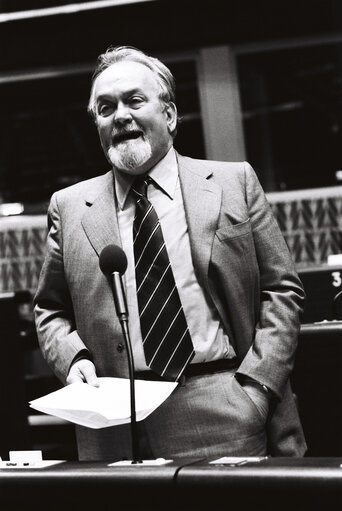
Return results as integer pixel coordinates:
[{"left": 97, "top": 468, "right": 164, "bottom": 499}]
[{"left": 165, "top": 102, "right": 178, "bottom": 133}]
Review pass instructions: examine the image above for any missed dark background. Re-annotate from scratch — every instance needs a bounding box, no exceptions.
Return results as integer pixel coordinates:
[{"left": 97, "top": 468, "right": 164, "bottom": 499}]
[{"left": 1, "top": 0, "right": 342, "bottom": 204}]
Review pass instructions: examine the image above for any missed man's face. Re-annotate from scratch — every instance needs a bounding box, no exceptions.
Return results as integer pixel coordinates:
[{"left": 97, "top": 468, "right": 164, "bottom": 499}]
[{"left": 93, "top": 60, "right": 177, "bottom": 176}]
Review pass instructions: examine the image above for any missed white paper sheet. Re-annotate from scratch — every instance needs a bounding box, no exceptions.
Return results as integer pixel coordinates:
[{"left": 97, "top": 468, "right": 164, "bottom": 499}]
[
  {"left": 29, "top": 377, "right": 178, "bottom": 429},
  {"left": 210, "top": 456, "right": 268, "bottom": 465}
]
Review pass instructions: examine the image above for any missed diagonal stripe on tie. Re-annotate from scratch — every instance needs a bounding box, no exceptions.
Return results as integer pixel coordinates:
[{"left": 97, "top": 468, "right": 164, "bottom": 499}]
[{"left": 132, "top": 175, "right": 195, "bottom": 381}]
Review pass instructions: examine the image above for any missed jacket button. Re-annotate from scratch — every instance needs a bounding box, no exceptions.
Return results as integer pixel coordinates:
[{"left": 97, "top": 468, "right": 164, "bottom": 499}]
[{"left": 117, "top": 343, "right": 124, "bottom": 353}]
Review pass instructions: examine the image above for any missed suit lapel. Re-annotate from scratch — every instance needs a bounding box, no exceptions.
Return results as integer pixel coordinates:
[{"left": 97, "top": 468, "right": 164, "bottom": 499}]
[
  {"left": 81, "top": 171, "right": 122, "bottom": 257},
  {"left": 81, "top": 155, "right": 222, "bottom": 279},
  {"left": 177, "top": 153, "right": 222, "bottom": 284}
]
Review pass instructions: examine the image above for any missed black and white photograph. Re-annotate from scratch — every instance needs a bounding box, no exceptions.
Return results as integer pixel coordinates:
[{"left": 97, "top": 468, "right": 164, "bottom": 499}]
[{"left": 1, "top": 1, "right": 342, "bottom": 509}]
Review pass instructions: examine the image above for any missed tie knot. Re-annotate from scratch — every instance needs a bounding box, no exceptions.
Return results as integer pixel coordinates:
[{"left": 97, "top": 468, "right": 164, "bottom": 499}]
[{"left": 131, "top": 175, "right": 151, "bottom": 198}]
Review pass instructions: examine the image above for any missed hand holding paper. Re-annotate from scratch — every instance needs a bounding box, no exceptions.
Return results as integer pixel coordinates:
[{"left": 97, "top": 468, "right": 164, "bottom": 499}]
[
  {"left": 66, "top": 359, "right": 100, "bottom": 386},
  {"left": 29, "top": 377, "right": 178, "bottom": 429}
]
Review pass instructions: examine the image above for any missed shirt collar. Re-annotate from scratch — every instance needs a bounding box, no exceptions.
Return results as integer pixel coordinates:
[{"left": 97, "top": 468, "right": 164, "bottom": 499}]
[{"left": 114, "top": 147, "right": 178, "bottom": 210}]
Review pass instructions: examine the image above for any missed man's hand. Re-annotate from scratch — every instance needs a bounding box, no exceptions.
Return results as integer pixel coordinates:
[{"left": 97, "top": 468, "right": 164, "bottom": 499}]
[{"left": 66, "top": 359, "right": 100, "bottom": 387}]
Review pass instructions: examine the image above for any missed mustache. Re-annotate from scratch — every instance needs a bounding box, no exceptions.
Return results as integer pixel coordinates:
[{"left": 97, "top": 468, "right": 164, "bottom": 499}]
[{"left": 111, "top": 127, "right": 144, "bottom": 145}]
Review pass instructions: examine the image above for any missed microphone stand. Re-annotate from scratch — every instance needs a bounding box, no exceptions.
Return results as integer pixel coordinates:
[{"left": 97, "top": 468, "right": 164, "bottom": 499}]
[
  {"left": 108, "top": 264, "right": 172, "bottom": 466},
  {"left": 112, "top": 272, "right": 142, "bottom": 464}
]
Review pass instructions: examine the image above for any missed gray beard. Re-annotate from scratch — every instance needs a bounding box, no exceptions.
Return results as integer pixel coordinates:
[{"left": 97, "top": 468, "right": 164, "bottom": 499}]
[{"left": 108, "top": 138, "right": 152, "bottom": 172}]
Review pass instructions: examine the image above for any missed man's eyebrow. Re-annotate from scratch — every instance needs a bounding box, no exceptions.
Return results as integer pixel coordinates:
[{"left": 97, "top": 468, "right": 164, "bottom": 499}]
[
  {"left": 96, "top": 94, "right": 115, "bottom": 104},
  {"left": 96, "top": 88, "right": 144, "bottom": 103}
]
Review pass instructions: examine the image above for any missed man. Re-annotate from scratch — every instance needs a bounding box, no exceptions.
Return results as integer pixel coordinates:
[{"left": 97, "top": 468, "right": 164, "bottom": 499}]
[{"left": 34, "top": 45, "right": 306, "bottom": 461}]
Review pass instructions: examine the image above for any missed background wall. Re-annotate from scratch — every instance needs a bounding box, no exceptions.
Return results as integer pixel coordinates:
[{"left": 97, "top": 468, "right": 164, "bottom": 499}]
[{"left": 1, "top": 0, "right": 342, "bottom": 205}]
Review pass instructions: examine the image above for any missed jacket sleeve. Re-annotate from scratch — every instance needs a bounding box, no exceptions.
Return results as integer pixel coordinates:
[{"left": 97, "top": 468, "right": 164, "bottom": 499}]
[
  {"left": 236, "top": 162, "right": 306, "bottom": 400},
  {"left": 34, "top": 192, "right": 88, "bottom": 383}
]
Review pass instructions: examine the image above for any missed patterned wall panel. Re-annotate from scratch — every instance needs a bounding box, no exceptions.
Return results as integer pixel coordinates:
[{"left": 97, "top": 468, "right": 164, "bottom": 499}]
[
  {"left": 0, "top": 216, "right": 47, "bottom": 293},
  {"left": 267, "top": 186, "right": 342, "bottom": 268},
  {"left": 1, "top": 185, "right": 342, "bottom": 293}
]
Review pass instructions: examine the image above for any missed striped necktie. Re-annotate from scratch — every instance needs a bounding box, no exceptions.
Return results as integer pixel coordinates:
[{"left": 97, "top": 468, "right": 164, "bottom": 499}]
[{"left": 132, "top": 175, "right": 195, "bottom": 381}]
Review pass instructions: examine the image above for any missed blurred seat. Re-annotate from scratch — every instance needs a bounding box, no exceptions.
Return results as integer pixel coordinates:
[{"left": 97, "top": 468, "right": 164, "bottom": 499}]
[
  {"left": 291, "top": 321, "right": 342, "bottom": 456},
  {"left": 0, "top": 291, "right": 30, "bottom": 459},
  {"left": 0, "top": 290, "right": 77, "bottom": 460},
  {"left": 332, "top": 290, "right": 342, "bottom": 320},
  {"left": 298, "top": 265, "right": 342, "bottom": 323}
]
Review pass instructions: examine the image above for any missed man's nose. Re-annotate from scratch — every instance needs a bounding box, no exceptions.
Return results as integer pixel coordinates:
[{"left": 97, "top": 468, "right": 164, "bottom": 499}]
[{"left": 114, "top": 102, "right": 132, "bottom": 124}]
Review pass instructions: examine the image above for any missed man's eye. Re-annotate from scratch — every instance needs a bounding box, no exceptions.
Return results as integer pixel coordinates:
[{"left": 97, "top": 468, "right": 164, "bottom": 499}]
[
  {"left": 98, "top": 104, "right": 113, "bottom": 116},
  {"left": 129, "top": 96, "right": 144, "bottom": 106}
]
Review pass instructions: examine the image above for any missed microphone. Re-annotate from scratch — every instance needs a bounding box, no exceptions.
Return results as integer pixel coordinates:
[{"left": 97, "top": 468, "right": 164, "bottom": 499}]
[
  {"left": 99, "top": 244, "right": 141, "bottom": 464},
  {"left": 99, "top": 244, "right": 128, "bottom": 320}
]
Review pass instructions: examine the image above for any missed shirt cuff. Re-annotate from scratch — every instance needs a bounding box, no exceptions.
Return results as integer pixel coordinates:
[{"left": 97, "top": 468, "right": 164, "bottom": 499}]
[{"left": 70, "top": 349, "right": 92, "bottom": 367}]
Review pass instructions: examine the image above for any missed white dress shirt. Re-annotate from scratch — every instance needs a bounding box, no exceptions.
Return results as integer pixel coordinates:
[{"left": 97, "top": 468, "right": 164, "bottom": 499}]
[{"left": 114, "top": 147, "right": 233, "bottom": 371}]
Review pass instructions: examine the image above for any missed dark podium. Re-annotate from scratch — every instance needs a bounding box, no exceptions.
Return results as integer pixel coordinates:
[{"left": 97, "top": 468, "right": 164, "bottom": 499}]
[{"left": 1, "top": 457, "right": 342, "bottom": 511}]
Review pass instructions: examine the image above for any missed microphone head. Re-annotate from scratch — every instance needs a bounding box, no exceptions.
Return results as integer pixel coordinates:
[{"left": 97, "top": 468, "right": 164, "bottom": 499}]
[{"left": 99, "top": 245, "right": 128, "bottom": 276}]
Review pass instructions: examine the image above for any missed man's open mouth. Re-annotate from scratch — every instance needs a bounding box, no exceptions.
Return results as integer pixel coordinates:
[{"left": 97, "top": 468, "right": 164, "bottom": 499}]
[{"left": 112, "top": 130, "right": 143, "bottom": 144}]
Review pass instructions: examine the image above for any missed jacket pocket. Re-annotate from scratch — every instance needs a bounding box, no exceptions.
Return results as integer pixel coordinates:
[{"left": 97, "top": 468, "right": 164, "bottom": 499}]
[{"left": 216, "top": 218, "right": 251, "bottom": 241}]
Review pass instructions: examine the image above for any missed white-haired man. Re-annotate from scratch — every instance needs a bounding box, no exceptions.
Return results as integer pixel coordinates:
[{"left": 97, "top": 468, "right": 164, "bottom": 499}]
[{"left": 35, "top": 46, "right": 306, "bottom": 461}]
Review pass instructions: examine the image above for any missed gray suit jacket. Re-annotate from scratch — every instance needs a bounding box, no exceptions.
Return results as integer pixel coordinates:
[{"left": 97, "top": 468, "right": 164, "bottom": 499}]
[{"left": 34, "top": 152, "right": 307, "bottom": 456}]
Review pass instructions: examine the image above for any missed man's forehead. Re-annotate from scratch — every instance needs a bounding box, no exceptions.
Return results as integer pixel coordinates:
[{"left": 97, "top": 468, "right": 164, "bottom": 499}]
[{"left": 94, "top": 60, "right": 159, "bottom": 95}]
